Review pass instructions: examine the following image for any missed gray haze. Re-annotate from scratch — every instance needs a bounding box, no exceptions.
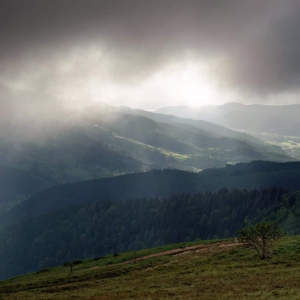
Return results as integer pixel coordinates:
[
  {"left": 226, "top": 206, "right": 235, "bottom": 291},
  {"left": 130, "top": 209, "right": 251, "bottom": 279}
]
[{"left": 1, "top": 0, "right": 300, "bottom": 111}]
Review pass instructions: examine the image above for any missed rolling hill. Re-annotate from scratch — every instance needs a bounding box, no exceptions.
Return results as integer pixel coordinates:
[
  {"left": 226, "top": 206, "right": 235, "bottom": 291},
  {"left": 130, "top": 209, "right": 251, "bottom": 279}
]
[
  {"left": 156, "top": 102, "right": 300, "bottom": 136},
  {"left": 0, "top": 88, "right": 293, "bottom": 207},
  {"left": 3, "top": 161, "right": 300, "bottom": 227}
]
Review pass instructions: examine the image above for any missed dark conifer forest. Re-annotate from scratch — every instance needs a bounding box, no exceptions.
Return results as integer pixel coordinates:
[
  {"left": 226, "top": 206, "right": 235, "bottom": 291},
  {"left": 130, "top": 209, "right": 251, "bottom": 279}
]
[
  {"left": 1, "top": 185, "right": 300, "bottom": 279},
  {"left": 2, "top": 161, "right": 300, "bottom": 227}
]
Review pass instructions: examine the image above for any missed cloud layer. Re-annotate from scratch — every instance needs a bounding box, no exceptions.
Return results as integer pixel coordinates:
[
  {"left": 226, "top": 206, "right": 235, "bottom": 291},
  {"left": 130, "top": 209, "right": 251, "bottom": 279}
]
[{"left": 1, "top": 0, "right": 300, "bottom": 107}]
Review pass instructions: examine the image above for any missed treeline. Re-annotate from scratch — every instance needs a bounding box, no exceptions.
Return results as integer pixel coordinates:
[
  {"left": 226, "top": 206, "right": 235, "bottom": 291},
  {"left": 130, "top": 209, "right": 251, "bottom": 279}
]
[
  {"left": 3, "top": 161, "right": 300, "bottom": 227},
  {"left": 1, "top": 186, "right": 299, "bottom": 279}
]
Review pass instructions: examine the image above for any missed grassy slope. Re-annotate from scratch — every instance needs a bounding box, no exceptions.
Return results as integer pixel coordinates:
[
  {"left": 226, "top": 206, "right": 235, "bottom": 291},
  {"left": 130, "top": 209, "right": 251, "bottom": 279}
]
[{"left": 1, "top": 236, "right": 300, "bottom": 299}]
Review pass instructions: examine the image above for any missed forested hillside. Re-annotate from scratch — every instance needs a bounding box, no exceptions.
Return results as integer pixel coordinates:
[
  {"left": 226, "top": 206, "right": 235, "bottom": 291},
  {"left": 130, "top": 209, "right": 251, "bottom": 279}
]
[
  {"left": 3, "top": 161, "right": 300, "bottom": 227},
  {"left": 0, "top": 186, "right": 299, "bottom": 279}
]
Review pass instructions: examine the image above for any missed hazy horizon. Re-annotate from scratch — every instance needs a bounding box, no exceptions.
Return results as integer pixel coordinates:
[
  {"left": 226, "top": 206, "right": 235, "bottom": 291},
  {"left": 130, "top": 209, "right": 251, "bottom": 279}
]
[{"left": 1, "top": 1, "right": 300, "bottom": 112}]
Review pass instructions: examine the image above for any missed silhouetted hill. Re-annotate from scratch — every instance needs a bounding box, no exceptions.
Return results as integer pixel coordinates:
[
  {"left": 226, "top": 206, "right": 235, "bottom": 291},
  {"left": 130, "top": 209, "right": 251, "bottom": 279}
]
[
  {"left": 2, "top": 161, "right": 300, "bottom": 227},
  {"left": 0, "top": 166, "right": 50, "bottom": 206}
]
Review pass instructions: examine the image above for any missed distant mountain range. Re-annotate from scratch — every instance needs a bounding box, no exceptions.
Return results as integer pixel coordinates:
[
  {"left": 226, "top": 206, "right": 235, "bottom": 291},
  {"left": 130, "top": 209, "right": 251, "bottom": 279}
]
[
  {"left": 156, "top": 102, "right": 300, "bottom": 136},
  {"left": 0, "top": 88, "right": 292, "bottom": 207}
]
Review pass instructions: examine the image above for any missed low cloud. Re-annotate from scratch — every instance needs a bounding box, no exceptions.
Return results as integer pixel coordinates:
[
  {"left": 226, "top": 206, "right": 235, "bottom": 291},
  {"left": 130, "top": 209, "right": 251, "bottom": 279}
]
[{"left": 1, "top": 0, "right": 300, "bottom": 109}]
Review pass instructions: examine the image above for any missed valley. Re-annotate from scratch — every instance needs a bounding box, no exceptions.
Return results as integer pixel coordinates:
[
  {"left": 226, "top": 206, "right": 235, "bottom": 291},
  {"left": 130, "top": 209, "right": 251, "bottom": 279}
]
[
  {"left": 239, "top": 130, "right": 300, "bottom": 160},
  {"left": 0, "top": 100, "right": 293, "bottom": 208},
  {"left": 0, "top": 95, "right": 299, "bottom": 283},
  {"left": 2, "top": 2, "right": 300, "bottom": 298},
  {"left": 0, "top": 88, "right": 299, "bottom": 282}
]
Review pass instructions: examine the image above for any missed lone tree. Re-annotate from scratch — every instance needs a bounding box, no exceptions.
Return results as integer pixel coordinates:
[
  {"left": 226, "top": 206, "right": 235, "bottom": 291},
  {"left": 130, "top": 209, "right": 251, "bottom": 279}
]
[{"left": 238, "top": 221, "right": 284, "bottom": 259}]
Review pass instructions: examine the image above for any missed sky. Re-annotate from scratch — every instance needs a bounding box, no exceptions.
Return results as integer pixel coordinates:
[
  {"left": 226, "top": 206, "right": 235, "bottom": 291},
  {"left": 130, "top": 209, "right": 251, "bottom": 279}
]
[{"left": 1, "top": 0, "right": 300, "bottom": 110}]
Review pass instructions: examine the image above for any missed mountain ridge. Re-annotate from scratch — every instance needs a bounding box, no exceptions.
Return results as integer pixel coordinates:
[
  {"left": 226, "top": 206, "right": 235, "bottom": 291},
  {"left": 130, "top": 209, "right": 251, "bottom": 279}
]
[
  {"left": 2, "top": 160, "right": 300, "bottom": 228},
  {"left": 0, "top": 88, "right": 292, "bottom": 207},
  {"left": 156, "top": 102, "right": 300, "bottom": 136}
]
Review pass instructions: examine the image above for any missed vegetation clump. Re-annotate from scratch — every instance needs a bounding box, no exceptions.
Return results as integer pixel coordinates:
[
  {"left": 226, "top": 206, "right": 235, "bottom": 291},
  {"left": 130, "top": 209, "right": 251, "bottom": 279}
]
[
  {"left": 238, "top": 221, "right": 284, "bottom": 259},
  {"left": 72, "top": 260, "right": 83, "bottom": 266},
  {"left": 34, "top": 268, "right": 50, "bottom": 275}
]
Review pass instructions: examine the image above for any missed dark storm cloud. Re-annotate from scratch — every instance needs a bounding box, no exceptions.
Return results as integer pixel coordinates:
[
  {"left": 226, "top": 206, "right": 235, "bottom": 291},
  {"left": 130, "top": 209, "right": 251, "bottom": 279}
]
[{"left": 1, "top": 0, "right": 300, "bottom": 98}]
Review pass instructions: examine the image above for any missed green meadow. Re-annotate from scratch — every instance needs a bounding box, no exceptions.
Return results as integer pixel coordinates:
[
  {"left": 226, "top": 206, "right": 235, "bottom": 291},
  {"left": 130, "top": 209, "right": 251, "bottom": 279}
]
[{"left": 1, "top": 236, "right": 300, "bottom": 299}]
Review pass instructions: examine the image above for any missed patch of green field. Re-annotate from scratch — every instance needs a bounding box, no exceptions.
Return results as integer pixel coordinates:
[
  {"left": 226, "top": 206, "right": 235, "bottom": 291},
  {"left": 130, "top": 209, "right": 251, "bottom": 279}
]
[
  {"left": 114, "top": 134, "right": 190, "bottom": 161},
  {"left": 115, "top": 135, "right": 227, "bottom": 172},
  {"left": 2, "top": 236, "right": 300, "bottom": 299},
  {"left": 239, "top": 130, "right": 300, "bottom": 160},
  {"left": 159, "top": 149, "right": 189, "bottom": 161}
]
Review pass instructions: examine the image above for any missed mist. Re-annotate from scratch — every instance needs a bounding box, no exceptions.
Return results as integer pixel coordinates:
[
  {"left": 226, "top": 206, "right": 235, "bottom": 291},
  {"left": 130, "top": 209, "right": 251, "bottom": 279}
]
[{"left": 1, "top": 0, "right": 300, "bottom": 114}]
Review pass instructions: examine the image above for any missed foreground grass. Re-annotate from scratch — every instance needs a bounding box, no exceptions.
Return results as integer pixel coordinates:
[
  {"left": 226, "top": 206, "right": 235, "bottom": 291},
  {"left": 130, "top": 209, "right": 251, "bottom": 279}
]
[{"left": 1, "top": 236, "right": 300, "bottom": 299}]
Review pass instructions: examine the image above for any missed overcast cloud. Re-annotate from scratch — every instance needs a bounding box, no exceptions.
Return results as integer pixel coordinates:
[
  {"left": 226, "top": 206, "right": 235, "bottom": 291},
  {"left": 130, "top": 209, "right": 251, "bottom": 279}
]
[{"left": 1, "top": 0, "right": 300, "bottom": 109}]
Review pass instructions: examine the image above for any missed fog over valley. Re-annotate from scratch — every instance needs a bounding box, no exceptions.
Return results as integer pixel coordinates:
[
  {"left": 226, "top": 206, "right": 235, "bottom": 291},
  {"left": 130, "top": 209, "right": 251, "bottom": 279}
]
[{"left": 2, "top": 2, "right": 300, "bottom": 296}]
